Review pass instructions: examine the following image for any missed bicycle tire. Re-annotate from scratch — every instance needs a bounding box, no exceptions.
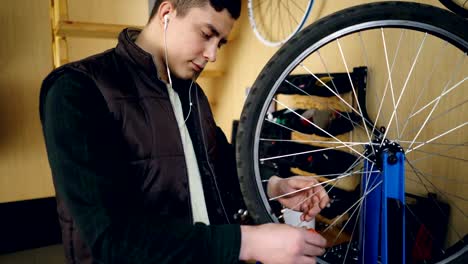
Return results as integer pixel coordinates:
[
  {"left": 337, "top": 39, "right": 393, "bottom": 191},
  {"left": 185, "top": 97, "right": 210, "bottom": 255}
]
[{"left": 237, "top": 1, "right": 467, "bottom": 263}]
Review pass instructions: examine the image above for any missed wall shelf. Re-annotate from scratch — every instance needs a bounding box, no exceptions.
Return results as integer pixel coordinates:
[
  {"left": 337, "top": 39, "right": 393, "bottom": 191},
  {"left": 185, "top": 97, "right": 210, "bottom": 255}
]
[{"left": 55, "top": 21, "right": 142, "bottom": 39}]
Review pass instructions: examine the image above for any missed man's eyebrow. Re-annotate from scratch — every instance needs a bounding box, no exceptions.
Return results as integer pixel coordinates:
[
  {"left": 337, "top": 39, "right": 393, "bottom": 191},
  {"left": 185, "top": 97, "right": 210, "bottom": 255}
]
[{"left": 206, "top": 24, "right": 228, "bottom": 45}]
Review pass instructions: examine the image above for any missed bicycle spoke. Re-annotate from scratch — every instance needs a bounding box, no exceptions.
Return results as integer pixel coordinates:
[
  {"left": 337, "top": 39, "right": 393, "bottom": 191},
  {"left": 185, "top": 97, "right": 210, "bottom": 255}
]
[
  {"left": 269, "top": 172, "right": 365, "bottom": 202},
  {"left": 324, "top": 196, "right": 363, "bottom": 257},
  {"left": 372, "top": 29, "right": 406, "bottom": 140},
  {"left": 407, "top": 75, "right": 467, "bottom": 120},
  {"left": 280, "top": 0, "right": 301, "bottom": 26},
  {"left": 381, "top": 32, "right": 428, "bottom": 147},
  {"left": 324, "top": 161, "right": 379, "bottom": 238},
  {"left": 407, "top": 178, "right": 468, "bottom": 201},
  {"left": 286, "top": 64, "right": 383, "bottom": 140},
  {"left": 316, "top": 51, "right": 344, "bottom": 95},
  {"left": 406, "top": 55, "right": 466, "bottom": 151},
  {"left": 323, "top": 180, "right": 382, "bottom": 233},
  {"left": 282, "top": 183, "right": 338, "bottom": 217},
  {"left": 411, "top": 148, "right": 468, "bottom": 163},
  {"left": 285, "top": 1, "right": 294, "bottom": 35},
  {"left": 299, "top": 64, "right": 362, "bottom": 116},
  {"left": 358, "top": 32, "right": 370, "bottom": 71},
  {"left": 400, "top": 140, "right": 468, "bottom": 147},
  {"left": 256, "top": 1, "right": 272, "bottom": 34},
  {"left": 356, "top": 30, "right": 375, "bottom": 157},
  {"left": 268, "top": 155, "right": 368, "bottom": 202},
  {"left": 406, "top": 122, "right": 467, "bottom": 154},
  {"left": 336, "top": 38, "right": 375, "bottom": 154},
  {"left": 400, "top": 140, "right": 466, "bottom": 147},
  {"left": 264, "top": 117, "right": 303, "bottom": 134},
  {"left": 316, "top": 51, "right": 361, "bottom": 139},
  {"left": 399, "top": 41, "right": 448, "bottom": 140},
  {"left": 278, "top": 5, "right": 284, "bottom": 41},
  {"left": 405, "top": 204, "right": 446, "bottom": 256},
  {"left": 282, "top": 79, "right": 341, "bottom": 109},
  {"left": 263, "top": 117, "right": 370, "bottom": 153},
  {"left": 380, "top": 28, "right": 402, "bottom": 138},
  {"left": 282, "top": 78, "right": 373, "bottom": 135},
  {"left": 274, "top": 1, "right": 279, "bottom": 41},
  {"left": 342, "top": 209, "right": 361, "bottom": 264},
  {"left": 407, "top": 160, "right": 467, "bottom": 220},
  {"left": 406, "top": 170, "right": 468, "bottom": 185},
  {"left": 262, "top": 170, "right": 379, "bottom": 184},
  {"left": 406, "top": 162, "right": 466, "bottom": 243},
  {"left": 440, "top": 192, "right": 468, "bottom": 202},
  {"left": 273, "top": 98, "right": 374, "bottom": 163},
  {"left": 289, "top": 0, "right": 307, "bottom": 14},
  {"left": 260, "top": 143, "right": 360, "bottom": 162},
  {"left": 284, "top": 173, "right": 350, "bottom": 223},
  {"left": 403, "top": 99, "right": 468, "bottom": 139},
  {"left": 260, "top": 138, "right": 374, "bottom": 146},
  {"left": 405, "top": 139, "right": 468, "bottom": 165}
]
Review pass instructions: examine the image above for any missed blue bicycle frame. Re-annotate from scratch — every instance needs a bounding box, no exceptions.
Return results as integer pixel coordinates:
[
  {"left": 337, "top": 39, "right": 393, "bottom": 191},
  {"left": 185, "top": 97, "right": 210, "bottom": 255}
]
[{"left": 360, "top": 148, "right": 406, "bottom": 264}]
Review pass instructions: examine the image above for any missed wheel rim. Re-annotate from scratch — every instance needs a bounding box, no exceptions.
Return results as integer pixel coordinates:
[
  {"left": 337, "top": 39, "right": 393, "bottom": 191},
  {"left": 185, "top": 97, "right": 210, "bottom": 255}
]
[
  {"left": 248, "top": 0, "right": 314, "bottom": 46},
  {"left": 247, "top": 17, "right": 467, "bottom": 263}
]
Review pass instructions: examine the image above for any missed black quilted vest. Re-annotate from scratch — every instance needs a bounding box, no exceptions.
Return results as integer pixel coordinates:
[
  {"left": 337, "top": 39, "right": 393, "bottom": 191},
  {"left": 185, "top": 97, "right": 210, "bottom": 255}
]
[{"left": 40, "top": 28, "right": 242, "bottom": 264}]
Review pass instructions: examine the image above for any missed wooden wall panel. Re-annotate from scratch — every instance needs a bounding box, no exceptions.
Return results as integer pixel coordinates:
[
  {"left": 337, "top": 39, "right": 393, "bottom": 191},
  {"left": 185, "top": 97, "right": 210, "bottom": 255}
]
[{"left": 0, "top": 0, "right": 54, "bottom": 202}]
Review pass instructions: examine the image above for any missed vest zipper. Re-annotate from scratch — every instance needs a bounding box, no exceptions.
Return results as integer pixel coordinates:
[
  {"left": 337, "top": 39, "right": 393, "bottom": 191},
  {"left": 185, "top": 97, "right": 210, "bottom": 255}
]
[{"left": 194, "top": 87, "right": 231, "bottom": 224}]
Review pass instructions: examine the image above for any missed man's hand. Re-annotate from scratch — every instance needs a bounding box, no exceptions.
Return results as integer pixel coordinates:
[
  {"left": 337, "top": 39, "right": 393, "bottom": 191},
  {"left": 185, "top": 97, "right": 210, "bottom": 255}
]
[
  {"left": 267, "top": 175, "right": 330, "bottom": 221},
  {"left": 240, "top": 223, "right": 327, "bottom": 264}
]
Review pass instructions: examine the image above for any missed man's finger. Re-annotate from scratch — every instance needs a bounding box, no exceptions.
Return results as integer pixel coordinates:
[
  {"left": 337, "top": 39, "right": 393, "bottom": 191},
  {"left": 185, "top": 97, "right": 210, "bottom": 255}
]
[
  {"left": 318, "top": 192, "right": 330, "bottom": 209},
  {"left": 302, "top": 243, "right": 326, "bottom": 257},
  {"left": 298, "top": 256, "right": 318, "bottom": 264},
  {"left": 305, "top": 231, "right": 327, "bottom": 248},
  {"left": 311, "top": 185, "right": 329, "bottom": 209},
  {"left": 289, "top": 178, "right": 318, "bottom": 191},
  {"left": 307, "top": 204, "right": 320, "bottom": 219}
]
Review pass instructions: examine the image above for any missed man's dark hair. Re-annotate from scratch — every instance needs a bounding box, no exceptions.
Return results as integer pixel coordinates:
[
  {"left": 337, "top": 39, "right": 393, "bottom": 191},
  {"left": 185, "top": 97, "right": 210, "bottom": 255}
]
[{"left": 150, "top": 0, "right": 241, "bottom": 21}]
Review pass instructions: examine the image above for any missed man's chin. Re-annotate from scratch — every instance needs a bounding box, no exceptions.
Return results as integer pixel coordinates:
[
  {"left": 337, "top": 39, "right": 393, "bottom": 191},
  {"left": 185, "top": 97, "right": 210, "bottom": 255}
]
[
  {"left": 191, "top": 70, "right": 202, "bottom": 80},
  {"left": 174, "top": 70, "right": 201, "bottom": 81},
  {"left": 185, "top": 71, "right": 202, "bottom": 81}
]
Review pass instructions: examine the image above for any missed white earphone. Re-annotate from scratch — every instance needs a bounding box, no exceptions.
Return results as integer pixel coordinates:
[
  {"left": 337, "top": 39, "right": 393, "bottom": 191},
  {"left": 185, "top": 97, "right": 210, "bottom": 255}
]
[
  {"left": 164, "top": 14, "right": 170, "bottom": 29},
  {"left": 163, "top": 13, "right": 172, "bottom": 86},
  {"left": 162, "top": 12, "right": 194, "bottom": 125}
]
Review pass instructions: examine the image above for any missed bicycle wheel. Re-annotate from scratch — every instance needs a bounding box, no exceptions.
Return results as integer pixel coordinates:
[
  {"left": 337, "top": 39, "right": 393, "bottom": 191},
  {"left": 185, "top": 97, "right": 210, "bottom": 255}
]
[
  {"left": 248, "top": 0, "right": 313, "bottom": 46},
  {"left": 440, "top": 0, "right": 468, "bottom": 17},
  {"left": 236, "top": 2, "right": 467, "bottom": 263}
]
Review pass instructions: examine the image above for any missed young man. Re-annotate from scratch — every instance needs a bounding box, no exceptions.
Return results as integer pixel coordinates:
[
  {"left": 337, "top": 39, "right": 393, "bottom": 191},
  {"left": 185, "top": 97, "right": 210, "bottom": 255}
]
[{"left": 40, "top": 0, "right": 329, "bottom": 263}]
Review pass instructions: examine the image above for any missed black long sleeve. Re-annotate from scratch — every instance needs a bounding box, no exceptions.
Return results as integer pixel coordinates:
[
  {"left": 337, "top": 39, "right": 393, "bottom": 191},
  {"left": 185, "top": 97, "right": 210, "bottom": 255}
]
[{"left": 41, "top": 72, "right": 241, "bottom": 263}]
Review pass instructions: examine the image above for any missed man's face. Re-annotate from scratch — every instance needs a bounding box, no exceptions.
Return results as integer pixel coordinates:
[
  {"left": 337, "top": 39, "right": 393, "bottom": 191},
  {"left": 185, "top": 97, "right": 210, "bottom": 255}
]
[{"left": 163, "top": 4, "right": 235, "bottom": 80}]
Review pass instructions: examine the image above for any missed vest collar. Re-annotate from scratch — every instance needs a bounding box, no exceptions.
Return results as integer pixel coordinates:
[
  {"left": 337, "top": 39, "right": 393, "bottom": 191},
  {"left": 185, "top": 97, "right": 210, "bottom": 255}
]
[
  {"left": 116, "top": 28, "right": 192, "bottom": 94},
  {"left": 116, "top": 28, "right": 162, "bottom": 81}
]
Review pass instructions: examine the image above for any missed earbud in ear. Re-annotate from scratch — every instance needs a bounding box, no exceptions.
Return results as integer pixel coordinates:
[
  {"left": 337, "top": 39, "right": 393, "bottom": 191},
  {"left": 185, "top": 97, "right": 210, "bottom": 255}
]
[{"left": 164, "top": 14, "right": 170, "bottom": 28}]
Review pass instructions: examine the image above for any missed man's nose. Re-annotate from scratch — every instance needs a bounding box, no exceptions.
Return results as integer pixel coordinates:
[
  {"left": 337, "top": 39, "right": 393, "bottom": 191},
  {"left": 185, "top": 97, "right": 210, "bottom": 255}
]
[{"left": 203, "top": 42, "right": 217, "bottom": 63}]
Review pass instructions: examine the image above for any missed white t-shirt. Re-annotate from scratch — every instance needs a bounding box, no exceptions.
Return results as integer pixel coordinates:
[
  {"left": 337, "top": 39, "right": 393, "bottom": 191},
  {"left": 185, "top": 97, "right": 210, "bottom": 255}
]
[{"left": 166, "top": 84, "right": 210, "bottom": 225}]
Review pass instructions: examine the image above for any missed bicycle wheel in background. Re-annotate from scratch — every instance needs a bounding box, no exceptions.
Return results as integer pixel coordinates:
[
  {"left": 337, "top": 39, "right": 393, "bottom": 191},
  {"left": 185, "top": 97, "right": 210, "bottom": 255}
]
[
  {"left": 248, "top": 0, "right": 314, "bottom": 47},
  {"left": 237, "top": 1, "right": 467, "bottom": 263},
  {"left": 440, "top": 0, "right": 468, "bottom": 17}
]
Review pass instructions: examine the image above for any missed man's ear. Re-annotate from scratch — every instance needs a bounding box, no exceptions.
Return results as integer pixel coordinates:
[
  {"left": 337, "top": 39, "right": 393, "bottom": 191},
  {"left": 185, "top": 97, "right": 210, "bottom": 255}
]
[{"left": 158, "top": 1, "right": 175, "bottom": 28}]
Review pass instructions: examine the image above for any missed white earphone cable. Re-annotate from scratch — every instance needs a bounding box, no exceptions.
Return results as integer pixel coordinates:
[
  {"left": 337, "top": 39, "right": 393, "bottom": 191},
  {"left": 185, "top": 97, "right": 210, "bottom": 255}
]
[
  {"left": 164, "top": 17, "right": 194, "bottom": 126},
  {"left": 164, "top": 18, "right": 173, "bottom": 87},
  {"left": 182, "top": 81, "right": 194, "bottom": 125}
]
